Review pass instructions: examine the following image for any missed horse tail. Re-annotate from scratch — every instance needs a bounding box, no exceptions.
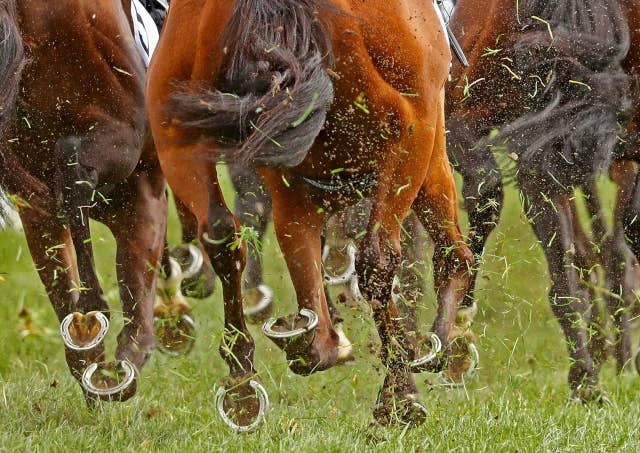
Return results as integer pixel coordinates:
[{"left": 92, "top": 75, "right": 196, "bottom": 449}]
[
  {"left": 0, "top": 0, "right": 23, "bottom": 133},
  {"left": 167, "top": 0, "right": 335, "bottom": 167},
  {"left": 0, "top": 0, "right": 49, "bottom": 220},
  {"left": 495, "top": 0, "right": 631, "bottom": 188}
]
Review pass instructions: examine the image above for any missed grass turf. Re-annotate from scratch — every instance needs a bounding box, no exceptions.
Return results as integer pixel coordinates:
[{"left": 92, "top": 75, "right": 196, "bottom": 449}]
[{"left": 1, "top": 171, "right": 640, "bottom": 451}]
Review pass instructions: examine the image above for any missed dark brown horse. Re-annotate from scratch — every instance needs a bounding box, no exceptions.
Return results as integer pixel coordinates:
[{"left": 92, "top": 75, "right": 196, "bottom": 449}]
[
  {"left": 447, "top": 0, "right": 638, "bottom": 402},
  {"left": 148, "top": 0, "right": 472, "bottom": 430},
  {"left": 0, "top": 0, "right": 166, "bottom": 401}
]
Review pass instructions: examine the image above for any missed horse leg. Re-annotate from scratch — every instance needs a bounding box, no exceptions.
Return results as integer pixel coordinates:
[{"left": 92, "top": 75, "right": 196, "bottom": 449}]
[
  {"left": 228, "top": 163, "right": 274, "bottom": 322},
  {"left": 54, "top": 137, "right": 111, "bottom": 380},
  {"left": 569, "top": 195, "right": 609, "bottom": 368},
  {"left": 522, "top": 185, "right": 604, "bottom": 403},
  {"left": 447, "top": 117, "right": 503, "bottom": 308},
  {"left": 262, "top": 177, "right": 339, "bottom": 375},
  {"left": 412, "top": 145, "right": 475, "bottom": 383},
  {"left": 160, "top": 148, "right": 263, "bottom": 429},
  {"left": 97, "top": 139, "right": 167, "bottom": 400},
  {"left": 602, "top": 161, "right": 638, "bottom": 372},
  {"left": 173, "top": 195, "right": 217, "bottom": 298},
  {"left": 19, "top": 209, "right": 106, "bottom": 384}
]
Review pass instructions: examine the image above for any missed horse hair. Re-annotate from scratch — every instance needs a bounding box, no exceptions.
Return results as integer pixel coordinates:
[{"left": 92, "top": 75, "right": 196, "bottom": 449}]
[
  {"left": 0, "top": 0, "right": 49, "bottom": 216},
  {"left": 494, "top": 0, "right": 631, "bottom": 188},
  {"left": 167, "top": 0, "right": 335, "bottom": 167}
]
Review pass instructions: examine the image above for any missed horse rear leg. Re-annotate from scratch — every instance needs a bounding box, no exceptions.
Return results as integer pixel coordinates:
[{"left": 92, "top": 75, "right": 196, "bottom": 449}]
[
  {"left": 261, "top": 173, "right": 339, "bottom": 375},
  {"left": 521, "top": 183, "right": 604, "bottom": 403},
  {"left": 20, "top": 209, "right": 106, "bottom": 390},
  {"left": 229, "top": 163, "right": 274, "bottom": 322},
  {"left": 412, "top": 136, "right": 475, "bottom": 384},
  {"left": 161, "top": 148, "right": 264, "bottom": 430},
  {"left": 99, "top": 139, "right": 167, "bottom": 393}
]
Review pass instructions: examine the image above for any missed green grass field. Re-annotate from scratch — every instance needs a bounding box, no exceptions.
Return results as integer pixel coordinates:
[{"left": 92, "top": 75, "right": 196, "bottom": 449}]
[{"left": 1, "top": 171, "right": 640, "bottom": 452}]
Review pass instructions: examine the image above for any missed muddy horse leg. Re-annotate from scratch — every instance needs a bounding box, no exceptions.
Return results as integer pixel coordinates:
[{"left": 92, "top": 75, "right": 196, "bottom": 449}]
[
  {"left": 160, "top": 148, "right": 264, "bottom": 430},
  {"left": 19, "top": 209, "right": 106, "bottom": 382},
  {"left": 412, "top": 140, "right": 475, "bottom": 383},
  {"left": 228, "top": 163, "right": 274, "bottom": 322},
  {"left": 522, "top": 183, "right": 605, "bottom": 403},
  {"left": 97, "top": 137, "right": 167, "bottom": 400}
]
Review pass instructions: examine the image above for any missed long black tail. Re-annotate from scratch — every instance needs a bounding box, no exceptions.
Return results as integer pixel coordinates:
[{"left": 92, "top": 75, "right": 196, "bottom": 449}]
[
  {"left": 167, "top": 0, "right": 334, "bottom": 167},
  {"left": 494, "top": 0, "right": 630, "bottom": 189},
  {"left": 0, "top": 0, "right": 48, "bottom": 217}
]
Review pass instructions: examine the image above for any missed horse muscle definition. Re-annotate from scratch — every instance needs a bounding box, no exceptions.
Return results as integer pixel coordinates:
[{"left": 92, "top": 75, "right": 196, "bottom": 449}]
[
  {"left": 148, "top": 0, "right": 471, "bottom": 430},
  {"left": 0, "top": 0, "right": 167, "bottom": 402}
]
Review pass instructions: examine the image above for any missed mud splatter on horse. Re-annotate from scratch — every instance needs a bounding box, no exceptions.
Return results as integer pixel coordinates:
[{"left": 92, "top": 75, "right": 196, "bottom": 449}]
[
  {"left": 0, "top": 0, "right": 166, "bottom": 401},
  {"left": 148, "top": 0, "right": 472, "bottom": 430}
]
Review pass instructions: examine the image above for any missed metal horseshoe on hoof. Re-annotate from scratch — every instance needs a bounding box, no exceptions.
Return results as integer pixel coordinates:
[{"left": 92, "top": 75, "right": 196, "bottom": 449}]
[
  {"left": 322, "top": 243, "right": 357, "bottom": 286},
  {"left": 60, "top": 311, "right": 109, "bottom": 351},
  {"left": 439, "top": 342, "right": 480, "bottom": 387},
  {"left": 154, "top": 313, "right": 197, "bottom": 356},
  {"left": 410, "top": 333, "right": 442, "bottom": 370},
  {"left": 262, "top": 308, "right": 319, "bottom": 339},
  {"left": 179, "top": 244, "right": 204, "bottom": 280},
  {"left": 243, "top": 284, "right": 273, "bottom": 317},
  {"left": 81, "top": 360, "right": 137, "bottom": 398},
  {"left": 215, "top": 379, "right": 269, "bottom": 433}
]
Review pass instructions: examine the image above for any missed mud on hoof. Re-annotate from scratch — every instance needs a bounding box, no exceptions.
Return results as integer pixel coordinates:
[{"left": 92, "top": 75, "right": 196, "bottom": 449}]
[
  {"left": 215, "top": 375, "right": 269, "bottom": 433},
  {"left": 170, "top": 244, "right": 216, "bottom": 299},
  {"left": 262, "top": 309, "right": 336, "bottom": 375},
  {"left": 243, "top": 284, "right": 274, "bottom": 324},
  {"left": 60, "top": 311, "right": 109, "bottom": 351},
  {"left": 439, "top": 331, "right": 479, "bottom": 386},
  {"left": 153, "top": 313, "right": 196, "bottom": 356},
  {"left": 572, "top": 384, "right": 612, "bottom": 406},
  {"left": 81, "top": 360, "right": 138, "bottom": 402},
  {"left": 407, "top": 332, "right": 442, "bottom": 373},
  {"left": 373, "top": 390, "right": 429, "bottom": 426},
  {"left": 323, "top": 243, "right": 357, "bottom": 286}
]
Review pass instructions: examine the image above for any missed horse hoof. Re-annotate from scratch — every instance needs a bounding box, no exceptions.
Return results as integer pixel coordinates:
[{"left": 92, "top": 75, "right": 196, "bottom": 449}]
[
  {"left": 215, "top": 378, "right": 269, "bottom": 433},
  {"left": 323, "top": 243, "right": 357, "bottom": 286},
  {"left": 263, "top": 309, "right": 336, "bottom": 374},
  {"left": 81, "top": 360, "right": 137, "bottom": 401},
  {"left": 572, "top": 385, "right": 612, "bottom": 406},
  {"left": 171, "top": 244, "right": 216, "bottom": 299},
  {"left": 262, "top": 308, "right": 318, "bottom": 342},
  {"left": 635, "top": 350, "right": 640, "bottom": 376},
  {"left": 409, "top": 333, "right": 442, "bottom": 372},
  {"left": 440, "top": 342, "right": 479, "bottom": 387},
  {"left": 243, "top": 284, "right": 274, "bottom": 324},
  {"left": 60, "top": 311, "right": 109, "bottom": 351},
  {"left": 373, "top": 393, "right": 428, "bottom": 426},
  {"left": 154, "top": 313, "right": 196, "bottom": 356}
]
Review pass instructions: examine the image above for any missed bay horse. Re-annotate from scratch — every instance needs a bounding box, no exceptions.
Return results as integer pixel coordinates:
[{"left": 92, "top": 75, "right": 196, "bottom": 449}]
[
  {"left": 0, "top": 0, "right": 167, "bottom": 401},
  {"left": 446, "top": 0, "right": 637, "bottom": 402},
  {"left": 148, "top": 0, "right": 473, "bottom": 430}
]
